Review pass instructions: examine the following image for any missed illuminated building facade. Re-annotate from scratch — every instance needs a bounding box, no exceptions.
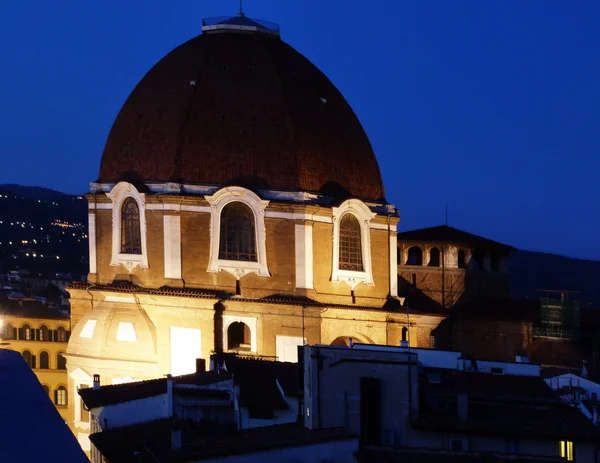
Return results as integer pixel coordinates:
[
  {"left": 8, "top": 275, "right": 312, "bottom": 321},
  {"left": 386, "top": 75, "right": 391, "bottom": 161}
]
[
  {"left": 65, "top": 14, "right": 448, "bottom": 450},
  {"left": 0, "top": 298, "right": 70, "bottom": 422}
]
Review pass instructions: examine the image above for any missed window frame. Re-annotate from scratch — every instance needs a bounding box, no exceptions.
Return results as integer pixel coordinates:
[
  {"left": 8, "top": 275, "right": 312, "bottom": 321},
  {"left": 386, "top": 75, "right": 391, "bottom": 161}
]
[
  {"left": 55, "top": 385, "right": 68, "bottom": 406},
  {"left": 219, "top": 202, "right": 258, "bottom": 262},
  {"left": 206, "top": 187, "right": 270, "bottom": 280},
  {"left": 331, "top": 199, "right": 376, "bottom": 289},
  {"left": 106, "top": 182, "right": 148, "bottom": 272},
  {"left": 120, "top": 197, "right": 142, "bottom": 255},
  {"left": 39, "top": 351, "right": 50, "bottom": 369},
  {"left": 338, "top": 214, "right": 364, "bottom": 271}
]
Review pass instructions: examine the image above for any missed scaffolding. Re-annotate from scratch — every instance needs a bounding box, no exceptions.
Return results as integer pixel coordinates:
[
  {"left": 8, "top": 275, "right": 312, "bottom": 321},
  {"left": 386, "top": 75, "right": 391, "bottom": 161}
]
[{"left": 533, "top": 290, "right": 580, "bottom": 341}]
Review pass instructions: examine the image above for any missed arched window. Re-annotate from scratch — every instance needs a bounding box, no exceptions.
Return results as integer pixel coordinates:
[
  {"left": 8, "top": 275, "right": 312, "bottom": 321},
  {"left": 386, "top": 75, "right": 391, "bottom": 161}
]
[
  {"left": 42, "top": 385, "right": 50, "bottom": 397},
  {"left": 121, "top": 198, "right": 142, "bottom": 254},
  {"left": 227, "top": 322, "right": 251, "bottom": 351},
  {"left": 219, "top": 202, "right": 257, "bottom": 262},
  {"left": 56, "top": 326, "right": 67, "bottom": 342},
  {"left": 406, "top": 246, "right": 423, "bottom": 265},
  {"left": 338, "top": 214, "right": 363, "bottom": 271},
  {"left": 55, "top": 386, "right": 67, "bottom": 406},
  {"left": 57, "top": 352, "right": 66, "bottom": 370},
  {"left": 39, "top": 351, "right": 49, "bottom": 369},
  {"left": 2, "top": 322, "right": 13, "bottom": 340},
  {"left": 21, "top": 324, "right": 31, "bottom": 341},
  {"left": 458, "top": 249, "right": 466, "bottom": 269},
  {"left": 428, "top": 247, "right": 441, "bottom": 267},
  {"left": 39, "top": 325, "right": 49, "bottom": 342},
  {"left": 22, "top": 350, "right": 34, "bottom": 368}
]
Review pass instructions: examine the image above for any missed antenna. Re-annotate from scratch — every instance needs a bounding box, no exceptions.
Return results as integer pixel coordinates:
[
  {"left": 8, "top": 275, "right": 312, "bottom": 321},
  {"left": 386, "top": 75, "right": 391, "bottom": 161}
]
[
  {"left": 238, "top": 0, "right": 245, "bottom": 16},
  {"left": 445, "top": 204, "right": 448, "bottom": 226}
]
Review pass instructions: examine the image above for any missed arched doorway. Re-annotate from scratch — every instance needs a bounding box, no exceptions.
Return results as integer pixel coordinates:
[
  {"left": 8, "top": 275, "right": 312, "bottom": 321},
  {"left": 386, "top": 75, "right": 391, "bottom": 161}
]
[{"left": 227, "top": 322, "right": 251, "bottom": 351}]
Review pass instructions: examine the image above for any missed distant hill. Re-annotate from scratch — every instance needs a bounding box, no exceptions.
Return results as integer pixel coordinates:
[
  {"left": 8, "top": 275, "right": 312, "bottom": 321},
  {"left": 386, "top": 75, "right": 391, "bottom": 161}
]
[
  {"left": 0, "top": 185, "right": 598, "bottom": 305},
  {"left": 0, "top": 185, "right": 88, "bottom": 279},
  {"left": 510, "top": 250, "right": 600, "bottom": 308}
]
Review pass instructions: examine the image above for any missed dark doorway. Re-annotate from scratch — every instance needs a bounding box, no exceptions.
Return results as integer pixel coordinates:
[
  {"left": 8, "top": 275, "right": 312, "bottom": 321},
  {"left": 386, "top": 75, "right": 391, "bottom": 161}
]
[{"left": 360, "top": 377, "right": 382, "bottom": 446}]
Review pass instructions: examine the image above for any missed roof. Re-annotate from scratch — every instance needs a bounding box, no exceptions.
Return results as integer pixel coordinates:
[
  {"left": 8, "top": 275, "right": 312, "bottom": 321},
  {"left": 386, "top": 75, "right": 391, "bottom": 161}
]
[
  {"left": 211, "top": 353, "right": 298, "bottom": 419},
  {"left": 0, "top": 297, "right": 69, "bottom": 320},
  {"left": 0, "top": 349, "right": 88, "bottom": 462},
  {"left": 454, "top": 296, "right": 540, "bottom": 322},
  {"left": 90, "top": 420, "right": 356, "bottom": 463},
  {"left": 79, "top": 371, "right": 232, "bottom": 409},
  {"left": 99, "top": 29, "right": 385, "bottom": 202},
  {"left": 526, "top": 340, "right": 585, "bottom": 369},
  {"left": 397, "top": 225, "right": 516, "bottom": 252},
  {"left": 415, "top": 371, "right": 599, "bottom": 440},
  {"left": 356, "top": 447, "right": 567, "bottom": 463}
]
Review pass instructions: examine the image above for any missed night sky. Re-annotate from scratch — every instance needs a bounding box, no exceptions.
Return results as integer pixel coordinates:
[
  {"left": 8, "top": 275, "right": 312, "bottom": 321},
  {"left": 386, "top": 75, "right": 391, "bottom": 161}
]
[{"left": 0, "top": 1, "right": 598, "bottom": 259}]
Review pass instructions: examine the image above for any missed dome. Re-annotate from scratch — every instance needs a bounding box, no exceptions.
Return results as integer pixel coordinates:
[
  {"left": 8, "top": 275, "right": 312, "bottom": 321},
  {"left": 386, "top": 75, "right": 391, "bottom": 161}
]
[
  {"left": 67, "top": 301, "right": 157, "bottom": 364},
  {"left": 99, "top": 18, "right": 386, "bottom": 202}
]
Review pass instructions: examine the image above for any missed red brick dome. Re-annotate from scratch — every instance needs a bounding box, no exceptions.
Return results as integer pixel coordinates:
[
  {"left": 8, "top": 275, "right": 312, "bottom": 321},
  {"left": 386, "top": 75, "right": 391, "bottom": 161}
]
[{"left": 99, "top": 22, "right": 385, "bottom": 202}]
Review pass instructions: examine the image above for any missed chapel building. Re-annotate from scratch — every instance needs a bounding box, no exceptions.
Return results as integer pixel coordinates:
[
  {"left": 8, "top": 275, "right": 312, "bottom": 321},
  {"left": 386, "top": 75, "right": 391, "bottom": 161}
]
[{"left": 65, "top": 15, "right": 447, "bottom": 446}]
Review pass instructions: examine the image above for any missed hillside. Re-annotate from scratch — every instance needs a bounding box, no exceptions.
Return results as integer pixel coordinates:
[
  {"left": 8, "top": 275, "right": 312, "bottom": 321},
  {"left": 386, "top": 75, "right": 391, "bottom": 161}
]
[
  {"left": 0, "top": 185, "right": 598, "bottom": 305},
  {"left": 510, "top": 250, "right": 600, "bottom": 307},
  {"left": 0, "top": 185, "right": 88, "bottom": 279}
]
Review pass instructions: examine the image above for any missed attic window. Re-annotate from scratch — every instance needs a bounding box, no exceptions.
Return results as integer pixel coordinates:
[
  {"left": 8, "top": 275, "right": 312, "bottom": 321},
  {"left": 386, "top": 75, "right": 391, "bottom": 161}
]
[
  {"left": 116, "top": 322, "right": 137, "bottom": 342},
  {"left": 80, "top": 319, "right": 97, "bottom": 339}
]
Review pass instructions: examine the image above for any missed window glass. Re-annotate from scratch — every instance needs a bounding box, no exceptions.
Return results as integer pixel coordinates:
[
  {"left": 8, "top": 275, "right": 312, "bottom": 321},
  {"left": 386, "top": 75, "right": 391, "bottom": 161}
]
[
  {"left": 339, "top": 214, "right": 363, "bottom": 271},
  {"left": 121, "top": 198, "right": 142, "bottom": 254},
  {"left": 219, "top": 202, "right": 257, "bottom": 262}
]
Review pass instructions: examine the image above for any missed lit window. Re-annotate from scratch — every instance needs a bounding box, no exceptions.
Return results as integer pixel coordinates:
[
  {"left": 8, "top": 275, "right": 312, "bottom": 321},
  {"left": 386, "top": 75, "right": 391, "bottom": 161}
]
[
  {"left": 21, "top": 324, "right": 31, "bottom": 341},
  {"left": 116, "top": 322, "right": 137, "bottom": 342},
  {"left": 219, "top": 202, "right": 257, "bottom": 262},
  {"left": 55, "top": 386, "right": 67, "bottom": 406},
  {"left": 121, "top": 198, "right": 142, "bottom": 254},
  {"left": 56, "top": 326, "right": 67, "bottom": 342},
  {"left": 560, "top": 440, "right": 574, "bottom": 461},
  {"left": 338, "top": 214, "right": 363, "bottom": 271},
  {"left": 80, "top": 319, "right": 97, "bottom": 339},
  {"left": 39, "top": 325, "right": 49, "bottom": 341}
]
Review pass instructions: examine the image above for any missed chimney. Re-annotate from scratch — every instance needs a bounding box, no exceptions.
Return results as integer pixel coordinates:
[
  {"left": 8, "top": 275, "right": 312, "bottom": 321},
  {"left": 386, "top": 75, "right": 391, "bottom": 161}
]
[
  {"left": 167, "top": 374, "right": 174, "bottom": 418},
  {"left": 93, "top": 374, "right": 100, "bottom": 390},
  {"left": 348, "top": 337, "right": 354, "bottom": 348},
  {"left": 400, "top": 340, "right": 409, "bottom": 348},
  {"left": 457, "top": 391, "right": 468, "bottom": 421},
  {"left": 171, "top": 418, "right": 182, "bottom": 451},
  {"left": 196, "top": 358, "right": 206, "bottom": 373}
]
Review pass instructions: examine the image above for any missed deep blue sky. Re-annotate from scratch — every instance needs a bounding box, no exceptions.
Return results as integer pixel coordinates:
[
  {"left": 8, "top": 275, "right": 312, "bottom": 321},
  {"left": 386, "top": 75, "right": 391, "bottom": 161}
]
[{"left": 1, "top": 1, "right": 599, "bottom": 259}]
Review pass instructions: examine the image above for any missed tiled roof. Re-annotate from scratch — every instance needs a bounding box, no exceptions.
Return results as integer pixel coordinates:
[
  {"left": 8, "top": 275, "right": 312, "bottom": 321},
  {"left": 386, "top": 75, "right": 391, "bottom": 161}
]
[
  {"left": 79, "top": 371, "right": 232, "bottom": 409},
  {"left": 526, "top": 340, "right": 585, "bottom": 369},
  {"left": 0, "top": 297, "right": 69, "bottom": 320},
  {"left": 415, "top": 371, "right": 599, "bottom": 440},
  {"left": 397, "top": 225, "right": 516, "bottom": 252},
  {"left": 69, "top": 282, "right": 220, "bottom": 299},
  {"left": 356, "top": 447, "right": 567, "bottom": 463},
  {"left": 99, "top": 31, "right": 386, "bottom": 202},
  {"left": 211, "top": 353, "right": 298, "bottom": 419},
  {"left": 90, "top": 420, "right": 356, "bottom": 463}
]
